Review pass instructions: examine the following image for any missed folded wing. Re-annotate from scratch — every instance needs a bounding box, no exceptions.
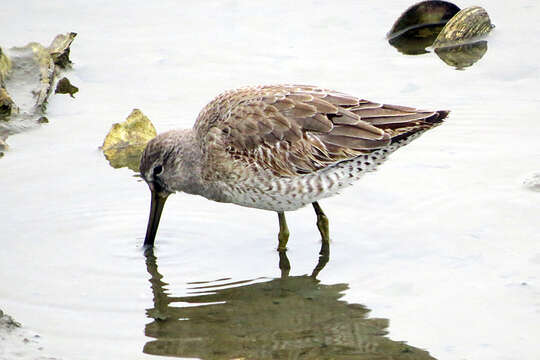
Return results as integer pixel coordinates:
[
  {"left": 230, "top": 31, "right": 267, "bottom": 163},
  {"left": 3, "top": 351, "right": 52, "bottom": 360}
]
[{"left": 195, "top": 85, "right": 448, "bottom": 179}]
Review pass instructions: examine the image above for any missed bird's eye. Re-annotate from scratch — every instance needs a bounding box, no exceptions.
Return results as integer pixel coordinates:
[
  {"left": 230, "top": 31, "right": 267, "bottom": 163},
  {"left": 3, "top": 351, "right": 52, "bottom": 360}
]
[{"left": 153, "top": 165, "right": 163, "bottom": 176}]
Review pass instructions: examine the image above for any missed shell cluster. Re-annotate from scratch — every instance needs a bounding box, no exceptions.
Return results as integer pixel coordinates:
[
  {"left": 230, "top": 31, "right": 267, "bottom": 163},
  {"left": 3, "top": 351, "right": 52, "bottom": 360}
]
[{"left": 388, "top": 1, "right": 494, "bottom": 68}]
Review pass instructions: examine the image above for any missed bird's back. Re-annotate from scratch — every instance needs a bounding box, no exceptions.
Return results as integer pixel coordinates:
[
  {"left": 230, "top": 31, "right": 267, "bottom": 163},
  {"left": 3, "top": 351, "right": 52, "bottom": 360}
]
[{"left": 191, "top": 85, "right": 448, "bottom": 210}]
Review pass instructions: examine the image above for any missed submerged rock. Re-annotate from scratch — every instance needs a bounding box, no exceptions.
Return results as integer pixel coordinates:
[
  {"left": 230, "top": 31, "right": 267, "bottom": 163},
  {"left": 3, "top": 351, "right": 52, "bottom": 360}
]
[
  {"left": 55, "top": 77, "right": 78, "bottom": 98},
  {"left": 432, "top": 6, "right": 494, "bottom": 48},
  {"left": 387, "top": 0, "right": 460, "bottom": 54},
  {"left": 102, "top": 109, "right": 157, "bottom": 172}
]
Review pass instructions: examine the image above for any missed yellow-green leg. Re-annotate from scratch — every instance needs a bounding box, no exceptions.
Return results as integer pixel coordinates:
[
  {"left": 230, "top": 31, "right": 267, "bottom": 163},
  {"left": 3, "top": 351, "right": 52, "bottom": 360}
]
[
  {"left": 277, "top": 211, "right": 289, "bottom": 251},
  {"left": 312, "top": 202, "right": 330, "bottom": 247}
]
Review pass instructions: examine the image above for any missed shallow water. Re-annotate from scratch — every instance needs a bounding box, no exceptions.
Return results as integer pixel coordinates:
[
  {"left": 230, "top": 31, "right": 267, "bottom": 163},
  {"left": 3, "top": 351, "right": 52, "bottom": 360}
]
[{"left": 1, "top": 1, "right": 539, "bottom": 359}]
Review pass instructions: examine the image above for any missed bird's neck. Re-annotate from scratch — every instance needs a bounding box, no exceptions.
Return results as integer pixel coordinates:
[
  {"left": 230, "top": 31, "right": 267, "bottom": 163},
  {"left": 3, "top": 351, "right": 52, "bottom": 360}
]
[
  {"left": 168, "top": 129, "right": 229, "bottom": 203},
  {"left": 168, "top": 129, "right": 205, "bottom": 196}
]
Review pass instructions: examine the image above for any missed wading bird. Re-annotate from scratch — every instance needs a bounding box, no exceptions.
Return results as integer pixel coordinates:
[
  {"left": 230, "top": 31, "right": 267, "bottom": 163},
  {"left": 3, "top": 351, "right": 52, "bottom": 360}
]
[{"left": 140, "top": 85, "right": 448, "bottom": 250}]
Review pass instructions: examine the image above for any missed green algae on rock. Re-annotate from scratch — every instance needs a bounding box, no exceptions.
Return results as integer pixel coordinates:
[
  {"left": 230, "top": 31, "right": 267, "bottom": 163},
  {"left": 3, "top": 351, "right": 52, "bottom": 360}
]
[
  {"left": 55, "top": 77, "right": 78, "bottom": 98},
  {"left": 432, "top": 6, "right": 494, "bottom": 48},
  {"left": 102, "top": 109, "right": 157, "bottom": 172}
]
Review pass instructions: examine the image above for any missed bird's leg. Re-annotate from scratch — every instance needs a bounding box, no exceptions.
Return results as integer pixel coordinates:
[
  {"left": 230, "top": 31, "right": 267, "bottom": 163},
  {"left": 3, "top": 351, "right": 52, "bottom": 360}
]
[
  {"left": 277, "top": 211, "right": 290, "bottom": 251},
  {"left": 312, "top": 202, "right": 330, "bottom": 251}
]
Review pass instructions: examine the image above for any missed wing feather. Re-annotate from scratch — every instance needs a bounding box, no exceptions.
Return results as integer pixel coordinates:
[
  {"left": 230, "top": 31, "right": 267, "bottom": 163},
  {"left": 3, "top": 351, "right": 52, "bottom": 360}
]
[{"left": 194, "top": 85, "right": 448, "bottom": 180}]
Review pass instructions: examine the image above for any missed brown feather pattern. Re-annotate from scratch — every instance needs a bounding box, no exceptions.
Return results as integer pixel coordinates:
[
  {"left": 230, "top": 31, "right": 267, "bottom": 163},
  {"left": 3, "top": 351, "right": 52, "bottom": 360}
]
[{"left": 194, "top": 85, "right": 448, "bottom": 181}]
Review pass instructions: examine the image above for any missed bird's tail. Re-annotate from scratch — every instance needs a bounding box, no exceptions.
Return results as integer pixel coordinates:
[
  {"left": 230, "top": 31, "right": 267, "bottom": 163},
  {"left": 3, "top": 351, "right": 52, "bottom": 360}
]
[{"left": 387, "top": 109, "right": 450, "bottom": 144}]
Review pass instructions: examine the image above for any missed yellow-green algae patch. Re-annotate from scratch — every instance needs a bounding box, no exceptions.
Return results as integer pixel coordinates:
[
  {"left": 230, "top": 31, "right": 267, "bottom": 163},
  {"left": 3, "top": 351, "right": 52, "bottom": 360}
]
[{"left": 102, "top": 109, "right": 157, "bottom": 172}]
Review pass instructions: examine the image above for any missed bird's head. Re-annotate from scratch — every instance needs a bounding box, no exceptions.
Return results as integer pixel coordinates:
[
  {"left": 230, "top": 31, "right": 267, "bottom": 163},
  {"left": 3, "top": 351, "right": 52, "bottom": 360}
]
[
  {"left": 139, "top": 129, "right": 201, "bottom": 247},
  {"left": 140, "top": 133, "right": 178, "bottom": 197},
  {"left": 139, "top": 132, "right": 178, "bottom": 248}
]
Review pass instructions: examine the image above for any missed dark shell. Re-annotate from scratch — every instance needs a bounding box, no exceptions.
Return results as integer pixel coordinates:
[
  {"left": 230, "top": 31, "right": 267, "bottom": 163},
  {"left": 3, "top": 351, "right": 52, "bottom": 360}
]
[
  {"left": 387, "top": 1, "right": 460, "bottom": 54},
  {"left": 387, "top": 1, "right": 460, "bottom": 39},
  {"left": 432, "top": 6, "right": 494, "bottom": 48},
  {"left": 434, "top": 40, "right": 488, "bottom": 69}
]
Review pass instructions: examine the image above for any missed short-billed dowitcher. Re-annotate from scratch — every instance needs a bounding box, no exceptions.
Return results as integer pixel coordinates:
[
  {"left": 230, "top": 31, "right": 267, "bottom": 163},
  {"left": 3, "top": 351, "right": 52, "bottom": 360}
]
[{"left": 140, "top": 85, "right": 448, "bottom": 250}]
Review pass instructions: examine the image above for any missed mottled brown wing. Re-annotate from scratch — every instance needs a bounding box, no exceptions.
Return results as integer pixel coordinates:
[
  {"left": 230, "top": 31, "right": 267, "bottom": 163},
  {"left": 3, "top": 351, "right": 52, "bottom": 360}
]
[{"left": 195, "top": 85, "right": 448, "bottom": 179}]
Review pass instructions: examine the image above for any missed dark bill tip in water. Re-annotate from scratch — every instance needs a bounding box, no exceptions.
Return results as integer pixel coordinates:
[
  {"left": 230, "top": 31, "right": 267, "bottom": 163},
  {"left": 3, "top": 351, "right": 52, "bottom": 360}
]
[{"left": 144, "top": 187, "right": 168, "bottom": 247}]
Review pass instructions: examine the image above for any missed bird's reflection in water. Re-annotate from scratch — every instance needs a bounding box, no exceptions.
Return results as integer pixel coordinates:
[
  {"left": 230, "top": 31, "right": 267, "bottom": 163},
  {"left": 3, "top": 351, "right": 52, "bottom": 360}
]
[{"left": 142, "top": 245, "right": 436, "bottom": 359}]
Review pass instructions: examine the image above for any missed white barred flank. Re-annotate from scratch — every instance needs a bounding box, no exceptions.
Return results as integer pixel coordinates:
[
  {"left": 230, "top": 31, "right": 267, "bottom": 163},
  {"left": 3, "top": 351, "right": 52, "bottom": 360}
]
[{"left": 222, "top": 130, "right": 426, "bottom": 211}]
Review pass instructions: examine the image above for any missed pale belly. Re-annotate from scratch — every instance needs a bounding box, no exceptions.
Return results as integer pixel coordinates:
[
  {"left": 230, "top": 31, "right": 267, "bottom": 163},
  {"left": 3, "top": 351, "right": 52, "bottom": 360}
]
[
  {"left": 213, "top": 131, "right": 425, "bottom": 212},
  {"left": 219, "top": 150, "right": 388, "bottom": 212}
]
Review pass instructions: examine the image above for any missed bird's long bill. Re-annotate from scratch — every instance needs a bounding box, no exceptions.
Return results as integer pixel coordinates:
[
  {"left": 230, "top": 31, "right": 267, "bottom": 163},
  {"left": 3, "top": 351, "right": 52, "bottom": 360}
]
[{"left": 144, "top": 188, "right": 168, "bottom": 247}]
